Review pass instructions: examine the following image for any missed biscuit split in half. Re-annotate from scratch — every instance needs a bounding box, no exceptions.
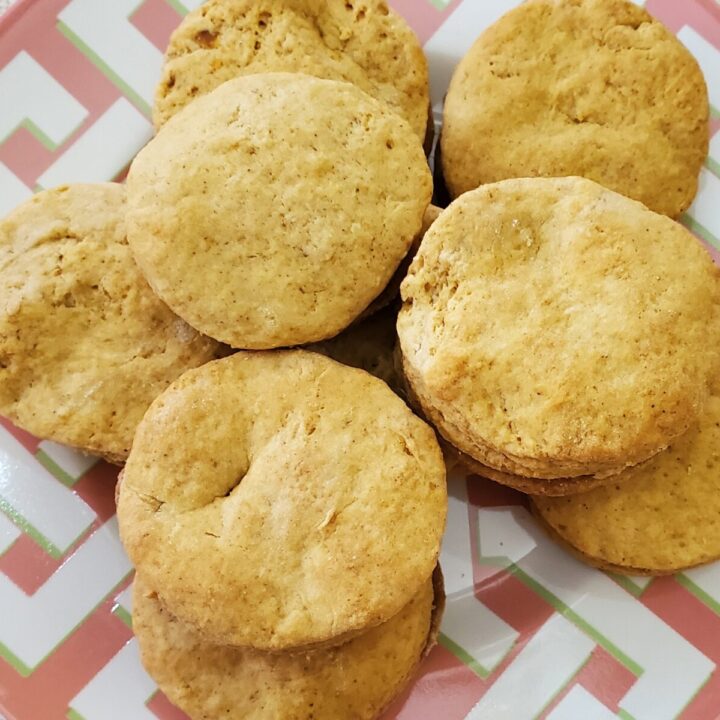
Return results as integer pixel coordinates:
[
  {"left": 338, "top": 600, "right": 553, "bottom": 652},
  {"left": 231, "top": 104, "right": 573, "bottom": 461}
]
[
  {"left": 0, "top": 184, "right": 219, "bottom": 463},
  {"left": 117, "top": 350, "right": 447, "bottom": 650},
  {"left": 532, "top": 389, "right": 720, "bottom": 574},
  {"left": 397, "top": 177, "right": 720, "bottom": 493},
  {"left": 441, "top": 0, "right": 709, "bottom": 217},
  {"left": 133, "top": 567, "right": 444, "bottom": 720},
  {"left": 128, "top": 72, "right": 432, "bottom": 350},
  {"left": 154, "top": 0, "right": 431, "bottom": 142}
]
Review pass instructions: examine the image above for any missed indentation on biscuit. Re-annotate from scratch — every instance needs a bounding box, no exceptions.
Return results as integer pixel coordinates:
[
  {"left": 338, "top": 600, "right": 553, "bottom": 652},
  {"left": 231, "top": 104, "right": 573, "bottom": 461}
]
[{"left": 194, "top": 29, "right": 218, "bottom": 48}]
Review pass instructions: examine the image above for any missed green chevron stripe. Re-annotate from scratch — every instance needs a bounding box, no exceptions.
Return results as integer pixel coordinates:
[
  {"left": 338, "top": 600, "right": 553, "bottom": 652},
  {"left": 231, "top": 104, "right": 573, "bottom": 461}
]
[
  {"left": 112, "top": 603, "right": 133, "bottom": 629},
  {"left": 439, "top": 633, "right": 491, "bottom": 678},
  {"left": 509, "top": 566, "right": 644, "bottom": 676},
  {"left": 36, "top": 449, "right": 76, "bottom": 487},
  {"left": 676, "top": 574, "right": 720, "bottom": 616},
  {"left": 0, "top": 641, "right": 33, "bottom": 677},
  {"left": 683, "top": 215, "right": 720, "bottom": 251},
  {"left": 57, "top": 21, "right": 150, "bottom": 116},
  {"left": 0, "top": 497, "right": 62, "bottom": 558},
  {"left": 165, "top": 0, "right": 191, "bottom": 16},
  {"left": 706, "top": 155, "right": 720, "bottom": 178}
]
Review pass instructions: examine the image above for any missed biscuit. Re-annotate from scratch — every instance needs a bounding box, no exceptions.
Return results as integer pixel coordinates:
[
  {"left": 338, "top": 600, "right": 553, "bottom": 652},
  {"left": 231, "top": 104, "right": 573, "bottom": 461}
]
[
  {"left": 398, "top": 177, "right": 720, "bottom": 482},
  {"left": 532, "top": 391, "right": 720, "bottom": 574},
  {"left": 133, "top": 568, "right": 443, "bottom": 720},
  {"left": 117, "top": 350, "right": 446, "bottom": 650},
  {"left": 441, "top": 0, "right": 709, "bottom": 217},
  {"left": 154, "top": 0, "right": 430, "bottom": 142},
  {"left": 0, "top": 184, "right": 218, "bottom": 463},
  {"left": 128, "top": 73, "right": 432, "bottom": 349}
]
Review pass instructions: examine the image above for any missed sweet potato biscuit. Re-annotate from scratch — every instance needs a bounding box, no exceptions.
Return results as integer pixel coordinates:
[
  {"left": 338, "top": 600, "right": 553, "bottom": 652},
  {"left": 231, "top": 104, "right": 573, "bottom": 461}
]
[
  {"left": 132, "top": 569, "right": 444, "bottom": 720},
  {"left": 154, "top": 0, "right": 430, "bottom": 141},
  {"left": 398, "top": 177, "right": 720, "bottom": 482},
  {"left": 0, "top": 184, "right": 218, "bottom": 463},
  {"left": 441, "top": 0, "right": 709, "bottom": 217},
  {"left": 128, "top": 73, "right": 432, "bottom": 349},
  {"left": 118, "top": 351, "right": 446, "bottom": 650},
  {"left": 532, "top": 392, "right": 720, "bottom": 574}
]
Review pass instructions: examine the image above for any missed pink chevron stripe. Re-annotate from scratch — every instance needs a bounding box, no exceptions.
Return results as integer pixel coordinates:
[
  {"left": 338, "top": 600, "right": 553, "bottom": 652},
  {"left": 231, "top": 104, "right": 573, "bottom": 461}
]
[
  {"left": 0, "top": 418, "right": 41, "bottom": 455},
  {"left": 130, "top": 0, "right": 182, "bottom": 53},
  {"left": 147, "top": 691, "right": 189, "bottom": 719},
  {"left": 0, "top": 126, "right": 55, "bottom": 188},
  {"left": 0, "top": 589, "right": 133, "bottom": 720},
  {"left": 389, "top": 0, "right": 464, "bottom": 44},
  {"left": 0, "top": 0, "right": 137, "bottom": 185},
  {"left": 0, "top": 460, "right": 116, "bottom": 593},
  {"left": 646, "top": 0, "right": 720, "bottom": 46},
  {"left": 0, "top": 533, "right": 80, "bottom": 594},
  {"left": 640, "top": 577, "right": 720, "bottom": 719},
  {"left": 538, "top": 647, "right": 637, "bottom": 718},
  {"left": 387, "top": 645, "right": 486, "bottom": 719}
]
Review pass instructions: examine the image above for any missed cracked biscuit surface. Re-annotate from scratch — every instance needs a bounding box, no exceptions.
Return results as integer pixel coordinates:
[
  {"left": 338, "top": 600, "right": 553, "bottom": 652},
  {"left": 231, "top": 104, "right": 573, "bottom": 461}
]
[
  {"left": 0, "top": 184, "right": 218, "bottom": 463},
  {"left": 154, "top": 0, "right": 430, "bottom": 141},
  {"left": 117, "top": 350, "right": 446, "bottom": 651},
  {"left": 441, "top": 0, "right": 709, "bottom": 217},
  {"left": 132, "top": 569, "right": 444, "bottom": 720},
  {"left": 128, "top": 73, "right": 432, "bottom": 349},
  {"left": 398, "top": 177, "right": 720, "bottom": 483}
]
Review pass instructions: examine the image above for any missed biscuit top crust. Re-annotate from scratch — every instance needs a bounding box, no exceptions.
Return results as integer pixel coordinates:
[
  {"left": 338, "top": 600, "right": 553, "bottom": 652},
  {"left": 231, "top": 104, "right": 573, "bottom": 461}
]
[
  {"left": 533, "top": 390, "right": 720, "bottom": 573},
  {"left": 154, "top": 0, "right": 429, "bottom": 139},
  {"left": 128, "top": 73, "right": 432, "bottom": 349},
  {"left": 0, "top": 184, "right": 218, "bottom": 462},
  {"left": 441, "top": 0, "right": 709, "bottom": 217},
  {"left": 132, "top": 573, "right": 437, "bottom": 720},
  {"left": 118, "top": 350, "right": 446, "bottom": 650},
  {"left": 398, "top": 177, "right": 720, "bottom": 479}
]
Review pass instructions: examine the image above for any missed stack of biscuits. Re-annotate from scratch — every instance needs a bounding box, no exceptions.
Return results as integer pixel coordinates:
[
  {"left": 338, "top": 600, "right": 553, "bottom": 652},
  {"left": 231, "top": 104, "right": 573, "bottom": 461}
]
[{"left": 0, "top": 0, "right": 719, "bottom": 717}]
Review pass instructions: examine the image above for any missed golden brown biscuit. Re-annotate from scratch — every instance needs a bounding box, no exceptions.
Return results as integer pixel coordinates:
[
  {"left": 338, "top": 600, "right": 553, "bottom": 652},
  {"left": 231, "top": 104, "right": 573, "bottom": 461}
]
[
  {"left": 118, "top": 351, "right": 446, "bottom": 650},
  {"left": 0, "top": 184, "right": 218, "bottom": 463},
  {"left": 132, "top": 569, "right": 444, "bottom": 720},
  {"left": 441, "top": 0, "right": 709, "bottom": 217},
  {"left": 128, "top": 73, "right": 432, "bottom": 350},
  {"left": 154, "top": 0, "right": 430, "bottom": 141},
  {"left": 398, "top": 177, "right": 720, "bottom": 482},
  {"left": 532, "top": 391, "right": 720, "bottom": 574}
]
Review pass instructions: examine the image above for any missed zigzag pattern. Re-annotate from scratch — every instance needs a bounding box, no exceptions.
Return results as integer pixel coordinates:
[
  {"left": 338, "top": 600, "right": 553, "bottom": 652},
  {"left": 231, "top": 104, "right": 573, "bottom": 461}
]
[{"left": 0, "top": 1, "right": 719, "bottom": 718}]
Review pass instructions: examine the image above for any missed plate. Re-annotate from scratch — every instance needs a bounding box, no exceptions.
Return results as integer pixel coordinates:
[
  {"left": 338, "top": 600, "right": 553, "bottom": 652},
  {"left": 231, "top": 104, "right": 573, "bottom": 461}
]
[{"left": 1, "top": 1, "right": 720, "bottom": 719}]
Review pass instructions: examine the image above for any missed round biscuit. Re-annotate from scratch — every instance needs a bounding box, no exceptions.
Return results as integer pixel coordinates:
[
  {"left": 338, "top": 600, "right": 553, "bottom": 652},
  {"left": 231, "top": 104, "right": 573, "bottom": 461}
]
[
  {"left": 0, "top": 184, "right": 218, "bottom": 463},
  {"left": 441, "top": 0, "right": 709, "bottom": 217},
  {"left": 128, "top": 73, "right": 432, "bottom": 349},
  {"left": 532, "top": 391, "right": 720, "bottom": 574},
  {"left": 117, "top": 350, "right": 447, "bottom": 650},
  {"left": 398, "top": 176, "right": 720, "bottom": 481},
  {"left": 154, "top": 0, "right": 430, "bottom": 141}
]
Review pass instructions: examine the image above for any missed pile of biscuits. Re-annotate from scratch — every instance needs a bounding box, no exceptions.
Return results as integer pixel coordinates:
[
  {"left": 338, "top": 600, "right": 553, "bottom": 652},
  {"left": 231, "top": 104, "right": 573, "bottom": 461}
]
[{"left": 0, "top": 0, "right": 719, "bottom": 717}]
